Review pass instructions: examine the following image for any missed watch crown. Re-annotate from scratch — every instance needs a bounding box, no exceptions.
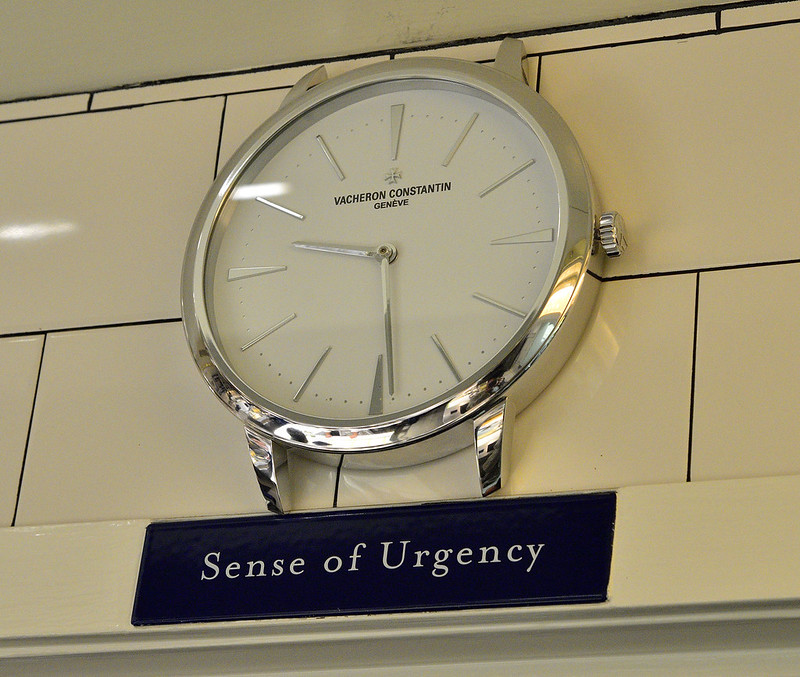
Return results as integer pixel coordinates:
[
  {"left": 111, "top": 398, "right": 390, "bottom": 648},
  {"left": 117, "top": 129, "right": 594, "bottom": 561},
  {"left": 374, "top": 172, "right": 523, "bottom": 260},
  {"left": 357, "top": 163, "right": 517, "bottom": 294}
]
[{"left": 596, "top": 212, "right": 628, "bottom": 258}]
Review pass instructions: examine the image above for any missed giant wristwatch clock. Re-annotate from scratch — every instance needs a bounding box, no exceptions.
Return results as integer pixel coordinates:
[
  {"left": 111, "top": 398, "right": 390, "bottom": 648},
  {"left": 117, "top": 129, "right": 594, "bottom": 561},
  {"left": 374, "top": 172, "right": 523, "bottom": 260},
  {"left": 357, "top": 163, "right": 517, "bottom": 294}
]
[{"left": 182, "top": 39, "right": 626, "bottom": 513}]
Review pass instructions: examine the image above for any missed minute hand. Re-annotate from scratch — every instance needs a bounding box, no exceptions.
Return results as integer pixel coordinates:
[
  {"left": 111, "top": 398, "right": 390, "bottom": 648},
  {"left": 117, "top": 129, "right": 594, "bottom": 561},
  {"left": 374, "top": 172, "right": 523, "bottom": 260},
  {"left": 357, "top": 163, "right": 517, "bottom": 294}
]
[
  {"left": 292, "top": 241, "right": 379, "bottom": 260},
  {"left": 381, "top": 255, "right": 395, "bottom": 395}
]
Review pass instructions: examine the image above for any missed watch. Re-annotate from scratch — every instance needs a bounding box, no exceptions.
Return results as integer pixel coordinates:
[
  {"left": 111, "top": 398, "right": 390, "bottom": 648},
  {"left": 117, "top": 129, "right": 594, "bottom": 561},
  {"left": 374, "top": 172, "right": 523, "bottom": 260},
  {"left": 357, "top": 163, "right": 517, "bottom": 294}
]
[{"left": 182, "top": 39, "right": 626, "bottom": 514}]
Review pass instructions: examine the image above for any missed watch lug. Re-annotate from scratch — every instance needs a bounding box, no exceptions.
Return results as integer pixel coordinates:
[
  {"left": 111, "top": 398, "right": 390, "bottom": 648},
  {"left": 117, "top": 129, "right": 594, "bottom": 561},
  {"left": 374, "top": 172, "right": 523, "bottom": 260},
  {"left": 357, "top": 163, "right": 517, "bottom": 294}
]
[
  {"left": 492, "top": 38, "right": 528, "bottom": 85},
  {"left": 279, "top": 65, "right": 329, "bottom": 110},
  {"left": 474, "top": 399, "right": 513, "bottom": 496},
  {"left": 245, "top": 428, "right": 288, "bottom": 514}
]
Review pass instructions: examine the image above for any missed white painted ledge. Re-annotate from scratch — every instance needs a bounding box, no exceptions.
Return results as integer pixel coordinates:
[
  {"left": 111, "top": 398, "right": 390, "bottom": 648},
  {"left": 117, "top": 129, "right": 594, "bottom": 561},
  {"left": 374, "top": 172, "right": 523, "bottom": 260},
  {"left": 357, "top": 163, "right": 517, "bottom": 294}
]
[{"left": 2, "top": 475, "right": 800, "bottom": 673}]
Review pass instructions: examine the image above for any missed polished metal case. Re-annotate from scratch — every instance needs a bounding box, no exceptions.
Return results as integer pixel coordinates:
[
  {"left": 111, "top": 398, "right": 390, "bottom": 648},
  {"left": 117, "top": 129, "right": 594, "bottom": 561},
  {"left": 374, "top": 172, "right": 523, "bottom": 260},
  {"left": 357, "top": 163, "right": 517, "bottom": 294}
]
[{"left": 182, "top": 40, "right": 609, "bottom": 511}]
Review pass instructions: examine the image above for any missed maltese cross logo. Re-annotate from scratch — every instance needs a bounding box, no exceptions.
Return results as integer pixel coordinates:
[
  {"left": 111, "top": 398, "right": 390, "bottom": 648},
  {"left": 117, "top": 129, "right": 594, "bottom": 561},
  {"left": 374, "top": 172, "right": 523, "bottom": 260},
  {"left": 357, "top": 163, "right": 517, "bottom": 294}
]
[{"left": 384, "top": 167, "right": 402, "bottom": 184}]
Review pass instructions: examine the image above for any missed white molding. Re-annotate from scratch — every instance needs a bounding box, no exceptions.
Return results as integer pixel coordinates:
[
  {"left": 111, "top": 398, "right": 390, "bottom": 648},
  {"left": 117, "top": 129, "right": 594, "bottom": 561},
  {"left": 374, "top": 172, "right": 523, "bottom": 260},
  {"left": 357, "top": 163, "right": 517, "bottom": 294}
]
[{"left": 2, "top": 475, "right": 800, "bottom": 671}]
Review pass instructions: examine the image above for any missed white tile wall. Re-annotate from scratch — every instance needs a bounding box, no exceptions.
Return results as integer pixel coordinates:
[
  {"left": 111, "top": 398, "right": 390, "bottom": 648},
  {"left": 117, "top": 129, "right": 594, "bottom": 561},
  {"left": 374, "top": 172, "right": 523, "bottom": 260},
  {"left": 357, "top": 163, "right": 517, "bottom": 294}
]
[
  {"left": 539, "top": 22, "right": 800, "bottom": 277},
  {"left": 504, "top": 274, "right": 696, "bottom": 497},
  {"left": 218, "top": 88, "right": 290, "bottom": 170},
  {"left": 2, "top": 2, "right": 800, "bottom": 526},
  {"left": 0, "top": 99, "right": 223, "bottom": 334},
  {"left": 692, "top": 263, "right": 800, "bottom": 481},
  {"left": 14, "top": 322, "right": 266, "bottom": 526}
]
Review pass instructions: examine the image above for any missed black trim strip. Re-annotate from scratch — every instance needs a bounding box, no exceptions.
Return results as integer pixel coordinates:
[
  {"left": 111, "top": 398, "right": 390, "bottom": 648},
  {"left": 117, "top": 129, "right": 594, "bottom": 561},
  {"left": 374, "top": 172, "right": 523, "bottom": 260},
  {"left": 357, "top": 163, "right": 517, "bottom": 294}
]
[{"left": 1, "top": 1, "right": 796, "bottom": 124}]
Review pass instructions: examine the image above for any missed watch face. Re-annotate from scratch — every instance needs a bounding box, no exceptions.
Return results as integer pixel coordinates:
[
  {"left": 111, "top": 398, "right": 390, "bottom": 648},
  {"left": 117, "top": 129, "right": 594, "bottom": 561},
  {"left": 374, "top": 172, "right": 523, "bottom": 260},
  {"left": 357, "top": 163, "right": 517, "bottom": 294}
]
[{"left": 184, "top": 59, "right": 593, "bottom": 451}]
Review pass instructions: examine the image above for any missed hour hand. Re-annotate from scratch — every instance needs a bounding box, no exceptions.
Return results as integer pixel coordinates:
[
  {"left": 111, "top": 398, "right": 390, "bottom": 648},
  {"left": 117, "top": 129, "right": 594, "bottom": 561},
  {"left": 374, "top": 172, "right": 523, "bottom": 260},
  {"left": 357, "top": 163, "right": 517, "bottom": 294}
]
[{"left": 292, "top": 241, "right": 379, "bottom": 259}]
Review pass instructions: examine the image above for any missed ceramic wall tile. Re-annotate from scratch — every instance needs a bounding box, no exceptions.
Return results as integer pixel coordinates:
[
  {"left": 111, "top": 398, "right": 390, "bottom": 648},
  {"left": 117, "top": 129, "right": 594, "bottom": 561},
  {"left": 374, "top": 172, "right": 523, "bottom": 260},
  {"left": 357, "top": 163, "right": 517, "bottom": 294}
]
[
  {"left": 721, "top": 1, "right": 800, "bottom": 28},
  {"left": 91, "top": 57, "right": 388, "bottom": 110},
  {"left": 15, "top": 322, "right": 268, "bottom": 526},
  {"left": 521, "top": 14, "right": 714, "bottom": 55},
  {"left": 0, "top": 94, "right": 89, "bottom": 123},
  {"left": 539, "top": 23, "right": 800, "bottom": 277},
  {"left": 217, "top": 88, "right": 290, "bottom": 170},
  {"left": 692, "top": 263, "right": 800, "bottom": 481},
  {"left": 0, "top": 336, "right": 43, "bottom": 526},
  {"left": 503, "top": 274, "right": 696, "bottom": 496},
  {"left": 0, "top": 98, "right": 222, "bottom": 334}
]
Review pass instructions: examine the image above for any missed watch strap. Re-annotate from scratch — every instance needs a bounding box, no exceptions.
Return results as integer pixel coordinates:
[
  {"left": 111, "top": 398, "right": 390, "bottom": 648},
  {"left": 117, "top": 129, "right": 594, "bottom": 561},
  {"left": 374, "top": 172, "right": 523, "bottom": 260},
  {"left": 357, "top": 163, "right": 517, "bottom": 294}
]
[{"left": 336, "top": 444, "right": 482, "bottom": 508}]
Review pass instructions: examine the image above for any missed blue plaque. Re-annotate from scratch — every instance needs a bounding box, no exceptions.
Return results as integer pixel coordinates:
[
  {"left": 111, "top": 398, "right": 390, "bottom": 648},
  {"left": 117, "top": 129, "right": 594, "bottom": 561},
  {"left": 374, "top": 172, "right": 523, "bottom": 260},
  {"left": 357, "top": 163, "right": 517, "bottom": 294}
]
[{"left": 132, "top": 493, "right": 615, "bottom": 625}]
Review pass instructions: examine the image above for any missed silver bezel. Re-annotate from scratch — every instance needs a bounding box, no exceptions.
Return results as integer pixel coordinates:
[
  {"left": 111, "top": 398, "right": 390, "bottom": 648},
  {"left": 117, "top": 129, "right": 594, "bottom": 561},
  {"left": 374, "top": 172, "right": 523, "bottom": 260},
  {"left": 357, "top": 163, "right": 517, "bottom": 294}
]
[{"left": 182, "top": 56, "right": 599, "bottom": 455}]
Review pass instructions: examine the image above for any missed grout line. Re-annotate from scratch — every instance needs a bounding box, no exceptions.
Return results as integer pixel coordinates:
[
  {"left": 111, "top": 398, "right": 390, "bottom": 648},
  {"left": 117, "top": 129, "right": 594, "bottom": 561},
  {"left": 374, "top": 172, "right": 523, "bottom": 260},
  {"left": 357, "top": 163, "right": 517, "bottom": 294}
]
[
  {"left": 587, "top": 269, "right": 603, "bottom": 282},
  {"left": 716, "top": 10, "right": 723, "bottom": 31},
  {"left": 86, "top": 86, "right": 285, "bottom": 115},
  {"left": 0, "top": 317, "right": 181, "bottom": 341},
  {"left": 214, "top": 95, "right": 228, "bottom": 179},
  {"left": 0, "top": 108, "right": 90, "bottom": 126},
  {"left": 11, "top": 334, "right": 47, "bottom": 526},
  {"left": 535, "top": 55, "right": 543, "bottom": 93},
  {"left": 603, "top": 256, "right": 800, "bottom": 283},
  {"left": 333, "top": 455, "right": 345, "bottom": 508},
  {"left": 686, "top": 272, "right": 702, "bottom": 483},
  {"left": 718, "top": 14, "right": 800, "bottom": 32},
  {"left": 526, "top": 28, "right": 714, "bottom": 59}
]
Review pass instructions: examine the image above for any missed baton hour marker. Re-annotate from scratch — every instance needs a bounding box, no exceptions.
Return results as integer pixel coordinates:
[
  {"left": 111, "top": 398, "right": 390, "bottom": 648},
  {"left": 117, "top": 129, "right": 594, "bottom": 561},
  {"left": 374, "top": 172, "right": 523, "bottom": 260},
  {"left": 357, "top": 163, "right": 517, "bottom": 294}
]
[
  {"left": 472, "top": 293, "right": 526, "bottom": 318},
  {"left": 255, "top": 196, "right": 304, "bottom": 220},
  {"left": 369, "top": 354, "right": 384, "bottom": 415},
  {"left": 240, "top": 313, "right": 297, "bottom": 352},
  {"left": 227, "top": 266, "right": 287, "bottom": 281},
  {"left": 294, "top": 346, "right": 332, "bottom": 402},
  {"left": 390, "top": 104, "right": 404, "bottom": 161},
  {"left": 316, "top": 135, "right": 345, "bottom": 181},
  {"left": 442, "top": 112, "right": 478, "bottom": 167},
  {"left": 490, "top": 229, "right": 554, "bottom": 246},
  {"left": 431, "top": 333, "right": 462, "bottom": 382},
  {"left": 479, "top": 159, "right": 536, "bottom": 198}
]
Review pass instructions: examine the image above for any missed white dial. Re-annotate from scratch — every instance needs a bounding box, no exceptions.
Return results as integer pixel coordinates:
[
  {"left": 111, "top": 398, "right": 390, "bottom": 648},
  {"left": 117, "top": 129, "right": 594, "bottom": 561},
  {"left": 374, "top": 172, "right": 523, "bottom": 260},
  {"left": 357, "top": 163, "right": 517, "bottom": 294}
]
[{"left": 203, "top": 80, "right": 561, "bottom": 424}]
